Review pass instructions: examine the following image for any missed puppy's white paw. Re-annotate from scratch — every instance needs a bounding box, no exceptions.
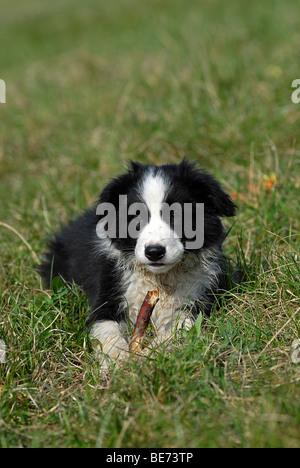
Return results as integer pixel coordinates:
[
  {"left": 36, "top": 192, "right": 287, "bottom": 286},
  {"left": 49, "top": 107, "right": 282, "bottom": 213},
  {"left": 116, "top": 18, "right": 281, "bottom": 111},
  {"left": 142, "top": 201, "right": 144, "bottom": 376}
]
[{"left": 90, "top": 319, "right": 130, "bottom": 361}]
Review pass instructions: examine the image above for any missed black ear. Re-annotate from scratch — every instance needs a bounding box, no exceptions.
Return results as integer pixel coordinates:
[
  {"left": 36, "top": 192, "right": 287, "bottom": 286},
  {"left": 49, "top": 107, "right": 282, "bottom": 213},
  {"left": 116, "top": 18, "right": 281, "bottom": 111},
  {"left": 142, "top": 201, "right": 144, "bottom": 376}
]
[
  {"left": 128, "top": 160, "right": 146, "bottom": 177},
  {"left": 128, "top": 160, "right": 142, "bottom": 171},
  {"left": 206, "top": 181, "right": 237, "bottom": 217},
  {"left": 178, "top": 160, "right": 236, "bottom": 218},
  {"left": 98, "top": 161, "right": 146, "bottom": 205},
  {"left": 99, "top": 170, "right": 134, "bottom": 205}
]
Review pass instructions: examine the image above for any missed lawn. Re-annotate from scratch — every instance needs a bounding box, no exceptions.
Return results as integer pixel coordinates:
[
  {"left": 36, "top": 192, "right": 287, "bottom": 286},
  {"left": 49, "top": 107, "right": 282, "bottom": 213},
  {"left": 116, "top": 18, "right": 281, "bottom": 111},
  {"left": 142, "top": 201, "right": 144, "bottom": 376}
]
[{"left": 0, "top": 0, "right": 299, "bottom": 448}]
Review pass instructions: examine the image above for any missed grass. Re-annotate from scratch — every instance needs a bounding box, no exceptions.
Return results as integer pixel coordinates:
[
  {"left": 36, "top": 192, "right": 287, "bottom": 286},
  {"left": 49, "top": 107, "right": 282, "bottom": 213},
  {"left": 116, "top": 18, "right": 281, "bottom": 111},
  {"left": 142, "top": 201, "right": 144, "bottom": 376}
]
[{"left": 0, "top": 0, "right": 299, "bottom": 448}]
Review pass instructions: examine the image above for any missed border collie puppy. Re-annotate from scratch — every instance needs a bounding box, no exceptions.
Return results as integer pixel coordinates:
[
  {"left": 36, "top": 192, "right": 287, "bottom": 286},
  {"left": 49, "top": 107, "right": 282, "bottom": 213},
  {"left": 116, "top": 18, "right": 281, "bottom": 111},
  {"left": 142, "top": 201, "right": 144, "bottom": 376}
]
[{"left": 40, "top": 160, "right": 236, "bottom": 361}]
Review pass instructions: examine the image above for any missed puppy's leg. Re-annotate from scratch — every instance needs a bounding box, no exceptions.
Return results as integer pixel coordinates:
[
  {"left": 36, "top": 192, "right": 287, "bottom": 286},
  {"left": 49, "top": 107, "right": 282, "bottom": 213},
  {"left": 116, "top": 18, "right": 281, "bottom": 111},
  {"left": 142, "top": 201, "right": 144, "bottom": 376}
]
[{"left": 90, "top": 320, "right": 129, "bottom": 361}]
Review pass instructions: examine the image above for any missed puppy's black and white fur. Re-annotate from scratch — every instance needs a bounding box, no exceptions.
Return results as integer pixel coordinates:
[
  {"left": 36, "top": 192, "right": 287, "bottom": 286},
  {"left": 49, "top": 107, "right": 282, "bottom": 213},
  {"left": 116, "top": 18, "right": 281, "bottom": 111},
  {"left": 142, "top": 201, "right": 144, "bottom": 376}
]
[{"left": 40, "top": 160, "right": 236, "bottom": 361}]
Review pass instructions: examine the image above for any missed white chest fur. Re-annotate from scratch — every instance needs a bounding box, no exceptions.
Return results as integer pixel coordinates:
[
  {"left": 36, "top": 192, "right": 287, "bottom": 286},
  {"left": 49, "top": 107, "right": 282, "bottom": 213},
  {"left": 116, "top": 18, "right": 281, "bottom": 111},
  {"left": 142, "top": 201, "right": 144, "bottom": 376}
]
[{"left": 120, "top": 250, "right": 221, "bottom": 334}]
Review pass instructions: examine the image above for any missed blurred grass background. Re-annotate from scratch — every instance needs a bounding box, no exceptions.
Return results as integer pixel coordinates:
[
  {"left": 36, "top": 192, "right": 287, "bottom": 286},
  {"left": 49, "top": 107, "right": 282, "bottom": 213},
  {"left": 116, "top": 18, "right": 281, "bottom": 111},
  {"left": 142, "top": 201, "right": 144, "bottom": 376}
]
[{"left": 0, "top": 0, "right": 299, "bottom": 448}]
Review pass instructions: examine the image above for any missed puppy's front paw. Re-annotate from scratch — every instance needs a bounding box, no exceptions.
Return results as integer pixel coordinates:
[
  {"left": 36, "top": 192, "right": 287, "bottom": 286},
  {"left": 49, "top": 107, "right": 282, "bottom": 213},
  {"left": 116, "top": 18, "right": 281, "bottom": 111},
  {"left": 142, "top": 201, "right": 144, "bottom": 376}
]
[{"left": 90, "top": 320, "right": 130, "bottom": 361}]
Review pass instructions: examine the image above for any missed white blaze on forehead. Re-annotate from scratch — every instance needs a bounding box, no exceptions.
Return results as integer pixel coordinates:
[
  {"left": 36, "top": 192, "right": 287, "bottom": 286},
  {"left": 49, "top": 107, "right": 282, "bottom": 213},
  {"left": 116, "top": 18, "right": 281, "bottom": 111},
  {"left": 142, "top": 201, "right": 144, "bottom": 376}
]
[
  {"left": 141, "top": 172, "right": 167, "bottom": 218},
  {"left": 134, "top": 170, "right": 184, "bottom": 273}
]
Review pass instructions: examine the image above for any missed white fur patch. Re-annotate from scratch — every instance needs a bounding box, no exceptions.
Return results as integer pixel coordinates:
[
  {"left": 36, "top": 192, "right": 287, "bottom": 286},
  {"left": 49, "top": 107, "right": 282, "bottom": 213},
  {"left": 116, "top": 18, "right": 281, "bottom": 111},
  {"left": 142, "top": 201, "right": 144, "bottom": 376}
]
[
  {"left": 135, "top": 171, "right": 184, "bottom": 272},
  {"left": 122, "top": 248, "right": 221, "bottom": 335},
  {"left": 90, "top": 320, "right": 129, "bottom": 359}
]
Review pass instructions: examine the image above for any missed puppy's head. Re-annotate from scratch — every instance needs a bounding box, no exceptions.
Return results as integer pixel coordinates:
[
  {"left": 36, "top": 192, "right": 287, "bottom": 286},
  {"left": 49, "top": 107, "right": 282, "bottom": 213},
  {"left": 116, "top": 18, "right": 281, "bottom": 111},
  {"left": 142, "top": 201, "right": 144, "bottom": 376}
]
[{"left": 96, "top": 160, "right": 236, "bottom": 273}]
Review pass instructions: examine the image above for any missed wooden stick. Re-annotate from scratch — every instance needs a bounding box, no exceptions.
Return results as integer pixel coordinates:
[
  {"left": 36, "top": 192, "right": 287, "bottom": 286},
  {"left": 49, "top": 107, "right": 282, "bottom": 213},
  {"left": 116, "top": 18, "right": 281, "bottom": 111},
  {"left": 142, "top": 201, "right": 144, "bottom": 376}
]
[{"left": 129, "top": 290, "right": 159, "bottom": 353}]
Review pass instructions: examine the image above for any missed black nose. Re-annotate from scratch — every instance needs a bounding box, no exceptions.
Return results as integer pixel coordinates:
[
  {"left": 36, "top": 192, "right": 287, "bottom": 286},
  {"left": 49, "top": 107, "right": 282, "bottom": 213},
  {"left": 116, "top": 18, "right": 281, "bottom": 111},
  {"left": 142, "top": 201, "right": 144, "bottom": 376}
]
[{"left": 145, "top": 244, "right": 166, "bottom": 262}]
